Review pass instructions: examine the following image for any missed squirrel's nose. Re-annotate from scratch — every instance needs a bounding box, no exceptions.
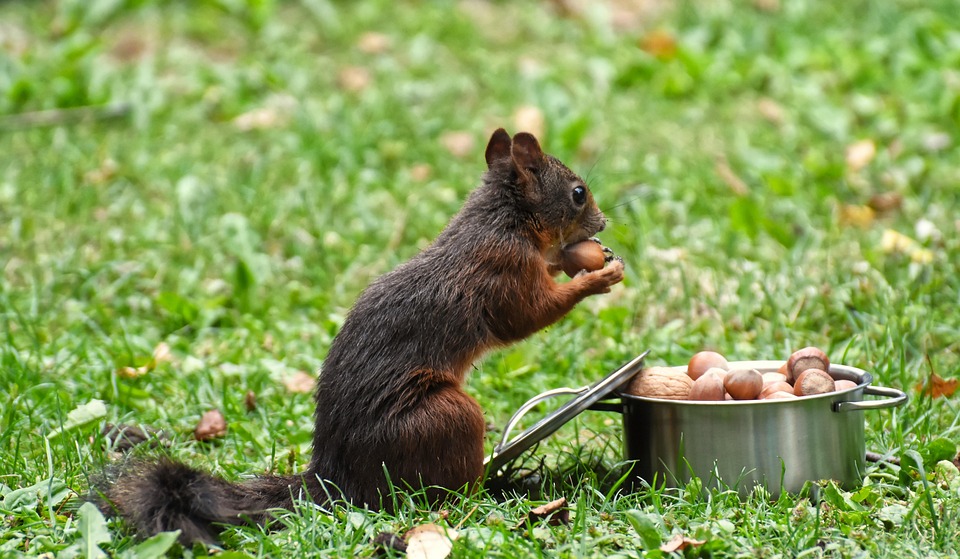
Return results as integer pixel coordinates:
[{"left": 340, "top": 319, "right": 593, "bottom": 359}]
[{"left": 597, "top": 214, "right": 606, "bottom": 232}]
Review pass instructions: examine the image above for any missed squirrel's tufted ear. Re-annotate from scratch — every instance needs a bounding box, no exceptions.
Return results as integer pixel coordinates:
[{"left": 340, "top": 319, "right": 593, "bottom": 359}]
[
  {"left": 484, "top": 128, "right": 512, "bottom": 168},
  {"left": 510, "top": 132, "right": 545, "bottom": 173}
]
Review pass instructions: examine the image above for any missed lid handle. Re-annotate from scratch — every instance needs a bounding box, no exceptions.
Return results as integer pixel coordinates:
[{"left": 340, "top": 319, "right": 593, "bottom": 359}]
[{"left": 494, "top": 386, "right": 588, "bottom": 454}]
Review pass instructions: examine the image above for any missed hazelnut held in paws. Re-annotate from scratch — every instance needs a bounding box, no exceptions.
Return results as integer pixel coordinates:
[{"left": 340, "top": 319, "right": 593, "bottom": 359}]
[{"left": 95, "top": 128, "right": 625, "bottom": 544}]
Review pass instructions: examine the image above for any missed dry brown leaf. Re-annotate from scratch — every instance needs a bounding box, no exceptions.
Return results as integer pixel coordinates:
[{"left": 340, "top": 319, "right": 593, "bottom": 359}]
[
  {"left": 440, "top": 131, "right": 475, "bottom": 158},
  {"left": 868, "top": 192, "right": 903, "bottom": 214},
  {"left": 233, "top": 107, "right": 285, "bottom": 131},
  {"left": 405, "top": 523, "right": 458, "bottom": 559},
  {"left": 283, "top": 371, "right": 316, "bottom": 393},
  {"left": 117, "top": 365, "right": 150, "bottom": 379},
  {"left": 714, "top": 159, "right": 748, "bottom": 196},
  {"left": 838, "top": 204, "right": 876, "bottom": 228},
  {"left": 845, "top": 139, "right": 876, "bottom": 172},
  {"left": 916, "top": 374, "right": 959, "bottom": 399},
  {"left": 639, "top": 29, "right": 677, "bottom": 59},
  {"left": 152, "top": 342, "right": 172, "bottom": 365},
  {"left": 752, "top": 0, "right": 780, "bottom": 12},
  {"left": 525, "top": 497, "right": 570, "bottom": 526},
  {"left": 410, "top": 163, "right": 432, "bottom": 182},
  {"left": 513, "top": 106, "right": 545, "bottom": 139},
  {"left": 338, "top": 66, "right": 372, "bottom": 93},
  {"left": 660, "top": 533, "right": 707, "bottom": 553},
  {"left": 357, "top": 31, "right": 391, "bottom": 54},
  {"left": 757, "top": 97, "right": 785, "bottom": 125},
  {"left": 194, "top": 409, "right": 227, "bottom": 441},
  {"left": 372, "top": 531, "right": 407, "bottom": 553}
]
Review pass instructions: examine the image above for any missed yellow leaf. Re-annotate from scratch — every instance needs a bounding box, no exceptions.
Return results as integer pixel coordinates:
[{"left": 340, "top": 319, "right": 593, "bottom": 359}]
[
  {"left": 405, "top": 523, "right": 458, "bottom": 559},
  {"left": 845, "top": 139, "right": 876, "bottom": 172}
]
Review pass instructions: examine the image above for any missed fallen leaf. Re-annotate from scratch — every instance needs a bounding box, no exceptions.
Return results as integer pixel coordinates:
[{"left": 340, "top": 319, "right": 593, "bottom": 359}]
[
  {"left": 338, "top": 66, "right": 372, "bottom": 93},
  {"left": 47, "top": 400, "right": 108, "bottom": 439},
  {"left": 880, "top": 229, "right": 918, "bottom": 255},
  {"left": 440, "top": 131, "right": 475, "bottom": 158},
  {"left": 357, "top": 32, "right": 391, "bottom": 54},
  {"left": 660, "top": 533, "right": 707, "bottom": 553},
  {"left": 916, "top": 374, "right": 958, "bottom": 399},
  {"left": 233, "top": 107, "right": 286, "bottom": 131},
  {"left": 244, "top": 390, "right": 257, "bottom": 412},
  {"left": 410, "top": 163, "right": 432, "bottom": 182},
  {"left": 513, "top": 105, "right": 545, "bottom": 139},
  {"left": 372, "top": 531, "right": 406, "bottom": 553},
  {"left": 757, "top": 97, "right": 784, "bottom": 125},
  {"left": 845, "top": 139, "right": 876, "bottom": 172},
  {"left": 838, "top": 204, "right": 875, "bottom": 228},
  {"left": 117, "top": 365, "right": 150, "bottom": 379},
  {"left": 194, "top": 409, "right": 227, "bottom": 441},
  {"left": 639, "top": 29, "right": 677, "bottom": 59},
  {"left": 752, "top": 0, "right": 780, "bottom": 12},
  {"left": 714, "top": 159, "right": 748, "bottom": 196},
  {"left": 405, "top": 523, "right": 458, "bottom": 559},
  {"left": 283, "top": 371, "right": 316, "bottom": 393},
  {"left": 101, "top": 423, "right": 166, "bottom": 452},
  {"left": 524, "top": 497, "right": 570, "bottom": 526},
  {"left": 152, "top": 342, "right": 172, "bottom": 365},
  {"left": 868, "top": 192, "right": 903, "bottom": 214}
]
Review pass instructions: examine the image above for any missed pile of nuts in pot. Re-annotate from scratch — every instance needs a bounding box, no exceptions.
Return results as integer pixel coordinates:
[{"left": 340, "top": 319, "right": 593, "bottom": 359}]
[{"left": 626, "top": 347, "right": 859, "bottom": 401}]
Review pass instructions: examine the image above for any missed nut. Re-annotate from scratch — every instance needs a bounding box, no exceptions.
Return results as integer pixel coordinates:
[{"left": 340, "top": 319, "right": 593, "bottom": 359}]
[
  {"left": 759, "top": 380, "right": 794, "bottom": 399},
  {"left": 626, "top": 366, "right": 694, "bottom": 400},
  {"left": 762, "top": 372, "right": 787, "bottom": 385},
  {"left": 786, "top": 347, "right": 830, "bottom": 384},
  {"left": 763, "top": 390, "right": 798, "bottom": 400},
  {"left": 560, "top": 240, "right": 607, "bottom": 278},
  {"left": 793, "top": 368, "right": 835, "bottom": 397},
  {"left": 686, "top": 351, "right": 729, "bottom": 380},
  {"left": 723, "top": 368, "right": 763, "bottom": 400},
  {"left": 834, "top": 379, "right": 858, "bottom": 392},
  {"left": 689, "top": 371, "right": 726, "bottom": 401}
]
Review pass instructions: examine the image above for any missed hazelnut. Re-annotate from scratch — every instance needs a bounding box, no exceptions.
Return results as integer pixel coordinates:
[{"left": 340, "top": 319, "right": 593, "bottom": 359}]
[
  {"left": 793, "top": 368, "right": 835, "bottom": 397},
  {"left": 786, "top": 347, "right": 830, "bottom": 384},
  {"left": 764, "top": 390, "right": 798, "bottom": 400},
  {"left": 834, "top": 379, "right": 858, "bottom": 392},
  {"left": 724, "top": 368, "right": 763, "bottom": 400},
  {"left": 759, "top": 381, "right": 794, "bottom": 399},
  {"left": 762, "top": 372, "right": 787, "bottom": 385},
  {"left": 686, "top": 351, "right": 729, "bottom": 380},
  {"left": 561, "top": 240, "right": 607, "bottom": 278},
  {"left": 626, "top": 366, "right": 694, "bottom": 400},
  {"left": 689, "top": 371, "right": 726, "bottom": 401}
]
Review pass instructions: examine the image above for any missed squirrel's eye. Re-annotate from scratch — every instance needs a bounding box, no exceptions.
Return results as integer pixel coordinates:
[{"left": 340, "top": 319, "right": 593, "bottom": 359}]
[{"left": 572, "top": 185, "right": 587, "bottom": 205}]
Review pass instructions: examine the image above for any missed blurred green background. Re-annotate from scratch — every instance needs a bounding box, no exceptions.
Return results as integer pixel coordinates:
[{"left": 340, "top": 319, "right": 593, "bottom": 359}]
[{"left": 2, "top": 0, "right": 959, "bottom": 556}]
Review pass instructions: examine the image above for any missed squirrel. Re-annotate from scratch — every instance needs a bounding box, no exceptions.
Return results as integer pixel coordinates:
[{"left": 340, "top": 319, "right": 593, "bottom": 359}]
[{"left": 97, "top": 128, "right": 625, "bottom": 544}]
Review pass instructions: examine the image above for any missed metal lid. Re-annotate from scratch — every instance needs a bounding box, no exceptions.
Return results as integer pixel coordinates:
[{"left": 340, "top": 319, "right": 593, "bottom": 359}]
[{"left": 484, "top": 350, "right": 649, "bottom": 472}]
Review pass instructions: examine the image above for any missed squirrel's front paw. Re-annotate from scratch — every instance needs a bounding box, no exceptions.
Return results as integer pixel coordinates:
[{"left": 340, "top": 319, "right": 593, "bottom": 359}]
[{"left": 576, "top": 257, "right": 624, "bottom": 294}]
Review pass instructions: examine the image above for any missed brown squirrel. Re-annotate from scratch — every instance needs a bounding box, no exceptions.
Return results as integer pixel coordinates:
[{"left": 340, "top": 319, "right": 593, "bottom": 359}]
[{"left": 98, "top": 128, "right": 624, "bottom": 544}]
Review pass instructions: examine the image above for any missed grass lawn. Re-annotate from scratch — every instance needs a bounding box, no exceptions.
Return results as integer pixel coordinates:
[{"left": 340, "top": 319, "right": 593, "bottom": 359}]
[{"left": 2, "top": 0, "right": 960, "bottom": 557}]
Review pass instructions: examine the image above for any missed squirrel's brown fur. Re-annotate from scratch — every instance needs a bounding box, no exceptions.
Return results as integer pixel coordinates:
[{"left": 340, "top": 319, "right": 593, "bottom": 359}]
[{"left": 97, "top": 128, "right": 624, "bottom": 544}]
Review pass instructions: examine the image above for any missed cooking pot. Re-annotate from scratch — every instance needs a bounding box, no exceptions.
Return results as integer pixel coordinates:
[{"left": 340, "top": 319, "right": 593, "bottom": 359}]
[{"left": 486, "top": 353, "right": 907, "bottom": 496}]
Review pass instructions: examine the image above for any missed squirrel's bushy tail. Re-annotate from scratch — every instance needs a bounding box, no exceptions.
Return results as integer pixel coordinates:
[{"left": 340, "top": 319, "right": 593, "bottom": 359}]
[{"left": 96, "top": 458, "right": 311, "bottom": 544}]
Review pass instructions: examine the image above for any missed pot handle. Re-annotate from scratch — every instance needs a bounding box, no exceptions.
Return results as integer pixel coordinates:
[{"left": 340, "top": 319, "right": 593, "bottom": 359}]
[
  {"left": 833, "top": 385, "right": 908, "bottom": 412},
  {"left": 494, "top": 386, "right": 587, "bottom": 453}
]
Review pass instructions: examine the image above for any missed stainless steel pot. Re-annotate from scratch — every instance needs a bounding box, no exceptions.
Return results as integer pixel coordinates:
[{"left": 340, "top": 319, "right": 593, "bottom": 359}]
[{"left": 487, "top": 357, "right": 907, "bottom": 496}]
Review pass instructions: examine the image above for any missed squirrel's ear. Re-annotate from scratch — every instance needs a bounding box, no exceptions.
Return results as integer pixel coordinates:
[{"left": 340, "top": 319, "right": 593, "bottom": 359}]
[
  {"left": 510, "top": 132, "right": 545, "bottom": 173},
  {"left": 485, "top": 128, "right": 512, "bottom": 167}
]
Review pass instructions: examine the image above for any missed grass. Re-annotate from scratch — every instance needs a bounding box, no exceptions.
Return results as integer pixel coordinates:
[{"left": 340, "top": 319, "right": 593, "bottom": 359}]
[{"left": 2, "top": 0, "right": 959, "bottom": 556}]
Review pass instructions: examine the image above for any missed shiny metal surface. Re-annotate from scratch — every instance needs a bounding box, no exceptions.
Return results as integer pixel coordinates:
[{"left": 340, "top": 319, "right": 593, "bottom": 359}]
[
  {"left": 617, "top": 360, "right": 908, "bottom": 495},
  {"left": 484, "top": 350, "right": 650, "bottom": 472}
]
